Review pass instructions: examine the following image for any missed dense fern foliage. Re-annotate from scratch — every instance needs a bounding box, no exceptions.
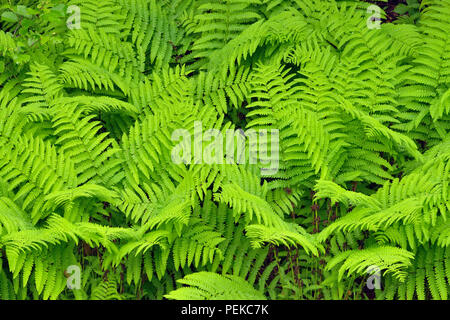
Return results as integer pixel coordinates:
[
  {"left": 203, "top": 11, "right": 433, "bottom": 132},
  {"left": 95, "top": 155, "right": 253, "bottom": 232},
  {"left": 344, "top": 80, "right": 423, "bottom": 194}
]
[{"left": 0, "top": 0, "right": 449, "bottom": 300}]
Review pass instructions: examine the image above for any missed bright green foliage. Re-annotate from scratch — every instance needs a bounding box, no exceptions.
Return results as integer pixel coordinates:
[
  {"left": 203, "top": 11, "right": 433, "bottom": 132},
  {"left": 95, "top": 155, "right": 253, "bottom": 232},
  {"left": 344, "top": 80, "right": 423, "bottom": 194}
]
[{"left": 0, "top": 0, "right": 449, "bottom": 300}]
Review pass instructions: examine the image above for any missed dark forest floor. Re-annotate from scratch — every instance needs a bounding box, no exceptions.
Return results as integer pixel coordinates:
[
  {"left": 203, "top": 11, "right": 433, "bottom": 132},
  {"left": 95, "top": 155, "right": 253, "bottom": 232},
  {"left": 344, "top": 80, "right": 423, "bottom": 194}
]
[{"left": 364, "top": 0, "right": 412, "bottom": 22}]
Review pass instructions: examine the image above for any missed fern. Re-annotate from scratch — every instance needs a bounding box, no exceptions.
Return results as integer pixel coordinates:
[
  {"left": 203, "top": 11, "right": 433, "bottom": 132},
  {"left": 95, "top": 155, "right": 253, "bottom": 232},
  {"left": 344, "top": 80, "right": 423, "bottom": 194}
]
[
  {"left": 165, "top": 272, "right": 266, "bottom": 300},
  {"left": 0, "top": 0, "right": 449, "bottom": 301}
]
